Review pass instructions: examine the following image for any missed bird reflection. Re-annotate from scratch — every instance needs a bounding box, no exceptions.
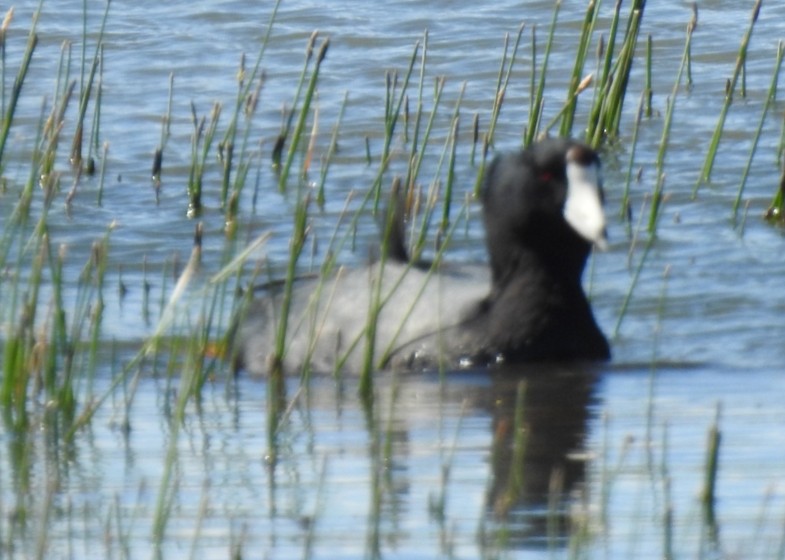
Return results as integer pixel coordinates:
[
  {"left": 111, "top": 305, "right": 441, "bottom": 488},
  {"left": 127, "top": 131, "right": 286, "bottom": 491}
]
[
  {"left": 481, "top": 362, "right": 599, "bottom": 548},
  {"left": 264, "top": 362, "right": 600, "bottom": 555}
]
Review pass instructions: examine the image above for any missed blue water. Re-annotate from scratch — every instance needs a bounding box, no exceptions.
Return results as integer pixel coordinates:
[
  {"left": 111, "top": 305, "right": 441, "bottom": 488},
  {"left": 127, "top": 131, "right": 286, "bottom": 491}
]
[{"left": 1, "top": 0, "right": 785, "bottom": 558}]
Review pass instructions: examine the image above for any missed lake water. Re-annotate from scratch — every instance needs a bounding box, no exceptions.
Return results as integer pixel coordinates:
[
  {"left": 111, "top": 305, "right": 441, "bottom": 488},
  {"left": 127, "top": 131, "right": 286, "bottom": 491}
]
[{"left": 2, "top": 0, "right": 785, "bottom": 558}]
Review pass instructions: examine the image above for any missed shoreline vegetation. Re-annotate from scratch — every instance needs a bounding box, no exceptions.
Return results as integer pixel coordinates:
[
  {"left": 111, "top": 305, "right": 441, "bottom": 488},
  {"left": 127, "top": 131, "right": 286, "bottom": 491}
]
[{"left": 1, "top": 0, "right": 784, "bottom": 557}]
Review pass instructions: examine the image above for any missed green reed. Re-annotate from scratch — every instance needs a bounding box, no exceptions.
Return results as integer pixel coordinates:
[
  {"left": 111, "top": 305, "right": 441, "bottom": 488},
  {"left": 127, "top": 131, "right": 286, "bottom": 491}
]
[
  {"left": 694, "top": 0, "right": 761, "bottom": 196},
  {"left": 267, "top": 192, "right": 310, "bottom": 452},
  {"left": 645, "top": 34, "right": 653, "bottom": 117},
  {"left": 151, "top": 72, "right": 173, "bottom": 186},
  {"left": 492, "top": 24, "right": 524, "bottom": 146},
  {"left": 187, "top": 101, "right": 221, "bottom": 216},
  {"left": 277, "top": 35, "right": 330, "bottom": 193},
  {"left": 95, "top": 140, "right": 108, "bottom": 205},
  {"left": 83, "top": 45, "right": 103, "bottom": 175},
  {"left": 356, "top": 177, "right": 419, "bottom": 400},
  {"left": 780, "top": 107, "right": 785, "bottom": 169},
  {"left": 586, "top": 0, "right": 645, "bottom": 146},
  {"left": 0, "top": 5, "right": 38, "bottom": 167},
  {"left": 220, "top": 0, "right": 282, "bottom": 204},
  {"left": 272, "top": 30, "right": 318, "bottom": 170},
  {"left": 218, "top": 51, "right": 266, "bottom": 236},
  {"left": 366, "top": 40, "right": 422, "bottom": 214},
  {"left": 620, "top": 91, "right": 645, "bottom": 225},
  {"left": 220, "top": 66, "right": 263, "bottom": 214},
  {"left": 315, "top": 91, "right": 349, "bottom": 208},
  {"left": 614, "top": 200, "right": 653, "bottom": 339},
  {"left": 69, "top": 0, "right": 109, "bottom": 169},
  {"left": 587, "top": 0, "right": 622, "bottom": 137},
  {"left": 766, "top": 166, "right": 785, "bottom": 223},
  {"left": 558, "top": 0, "right": 599, "bottom": 137},
  {"left": 686, "top": 4, "right": 697, "bottom": 90},
  {"left": 738, "top": 41, "right": 784, "bottom": 223},
  {"left": 614, "top": 14, "right": 696, "bottom": 335},
  {"left": 607, "top": 1, "right": 645, "bottom": 136},
  {"left": 648, "top": 18, "right": 695, "bottom": 234},
  {"left": 409, "top": 30, "right": 428, "bottom": 150},
  {"left": 0, "top": 8, "right": 10, "bottom": 116},
  {"left": 49, "top": 39, "right": 75, "bottom": 152},
  {"left": 768, "top": 109, "right": 785, "bottom": 220},
  {"left": 523, "top": 2, "right": 560, "bottom": 148},
  {"left": 1, "top": 100, "right": 60, "bottom": 431}
]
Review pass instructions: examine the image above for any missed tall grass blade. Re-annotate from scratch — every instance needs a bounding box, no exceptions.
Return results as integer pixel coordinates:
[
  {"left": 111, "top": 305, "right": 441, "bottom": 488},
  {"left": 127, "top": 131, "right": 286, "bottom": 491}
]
[
  {"left": 648, "top": 17, "right": 695, "bottom": 234},
  {"left": 278, "top": 38, "right": 329, "bottom": 193},
  {"left": 0, "top": 7, "right": 38, "bottom": 166},
  {"left": 736, "top": 40, "right": 783, "bottom": 222},
  {"left": 524, "top": 2, "right": 560, "bottom": 148},
  {"left": 69, "top": 0, "right": 110, "bottom": 167},
  {"left": 559, "top": 0, "right": 600, "bottom": 137},
  {"left": 693, "top": 0, "right": 761, "bottom": 195}
]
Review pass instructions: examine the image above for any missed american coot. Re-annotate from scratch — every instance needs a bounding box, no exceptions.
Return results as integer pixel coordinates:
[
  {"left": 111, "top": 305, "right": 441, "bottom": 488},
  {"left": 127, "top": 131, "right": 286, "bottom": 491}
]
[{"left": 232, "top": 137, "right": 610, "bottom": 376}]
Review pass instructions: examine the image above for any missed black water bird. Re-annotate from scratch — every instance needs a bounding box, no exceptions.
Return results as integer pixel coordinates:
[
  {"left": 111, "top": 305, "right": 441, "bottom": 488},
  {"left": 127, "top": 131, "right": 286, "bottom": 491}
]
[{"left": 232, "top": 137, "right": 610, "bottom": 375}]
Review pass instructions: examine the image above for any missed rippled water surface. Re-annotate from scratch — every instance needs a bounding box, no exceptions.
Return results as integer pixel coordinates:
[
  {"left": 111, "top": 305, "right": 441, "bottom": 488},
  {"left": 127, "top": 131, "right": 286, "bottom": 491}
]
[{"left": 2, "top": 0, "right": 785, "bottom": 558}]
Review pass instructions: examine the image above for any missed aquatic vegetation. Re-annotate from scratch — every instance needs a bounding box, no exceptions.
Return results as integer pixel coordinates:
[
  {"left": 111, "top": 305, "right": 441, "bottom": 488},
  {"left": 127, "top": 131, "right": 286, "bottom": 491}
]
[
  {"left": 0, "top": 0, "right": 784, "bottom": 558},
  {"left": 694, "top": 0, "right": 763, "bottom": 196}
]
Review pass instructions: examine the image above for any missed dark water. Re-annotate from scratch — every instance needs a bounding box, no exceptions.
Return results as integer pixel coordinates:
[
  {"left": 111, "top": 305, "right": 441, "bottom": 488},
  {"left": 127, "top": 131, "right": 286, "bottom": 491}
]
[{"left": 2, "top": 0, "right": 785, "bottom": 558}]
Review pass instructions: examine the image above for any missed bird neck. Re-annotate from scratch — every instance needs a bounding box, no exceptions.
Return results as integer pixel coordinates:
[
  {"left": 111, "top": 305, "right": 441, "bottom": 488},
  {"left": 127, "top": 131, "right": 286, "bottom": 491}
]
[{"left": 488, "top": 238, "right": 590, "bottom": 296}]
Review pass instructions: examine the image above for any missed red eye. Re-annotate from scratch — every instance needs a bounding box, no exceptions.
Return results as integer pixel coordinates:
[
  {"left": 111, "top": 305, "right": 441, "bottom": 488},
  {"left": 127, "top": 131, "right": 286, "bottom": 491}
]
[{"left": 539, "top": 171, "right": 553, "bottom": 182}]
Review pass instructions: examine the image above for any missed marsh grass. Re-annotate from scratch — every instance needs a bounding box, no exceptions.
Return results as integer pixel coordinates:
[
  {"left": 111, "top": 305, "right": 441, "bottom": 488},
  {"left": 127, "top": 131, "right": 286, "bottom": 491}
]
[
  {"left": 585, "top": 0, "right": 645, "bottom": 146},
  {"left": 151, "top": 72, "right": 173, "bottom": 189},
  {"left": 613, "top": 12, "right": 695, "bottom": 335},
  {"left": 648, "top": 13, "right": 696, "bottom": 234},
  {"left": 69, "top": 0, "right": 109, "bottom": 171},
  {"left": 766, "top": 165, "right": 785, "bottom": 223},
  {"left": 693, "top": 0, "right": 762, "bottom": 196},
  {"left": 0, "top": 6, "right": 37, "bottom": 167},
  {"left": 2, "top": 1, "right": 785, "bottom": 558},
  {"left": 738, "top": 47, "right": 782, "bottom": 220}
]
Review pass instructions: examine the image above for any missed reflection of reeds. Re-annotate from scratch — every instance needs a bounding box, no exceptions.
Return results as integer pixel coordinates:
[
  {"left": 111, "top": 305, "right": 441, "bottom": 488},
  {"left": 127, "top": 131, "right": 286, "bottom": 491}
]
[
  {"left": 493, "top": 381, "right": 528, "bottom": 517},
  {"left": 702, "top": 404, "right": 722, "bottom": 532}
]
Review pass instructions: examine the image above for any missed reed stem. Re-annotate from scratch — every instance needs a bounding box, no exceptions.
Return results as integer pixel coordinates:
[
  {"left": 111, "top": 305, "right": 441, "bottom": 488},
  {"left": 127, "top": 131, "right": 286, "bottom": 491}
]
[
  {"left": 0, "top": 7, "right": 38, "bottom": 166},
  {"left": 735, "top": 41, "right": 783, "bottom": 222},
  {"left": 693, "top": 0, "right": 761, "bottom": 195}
]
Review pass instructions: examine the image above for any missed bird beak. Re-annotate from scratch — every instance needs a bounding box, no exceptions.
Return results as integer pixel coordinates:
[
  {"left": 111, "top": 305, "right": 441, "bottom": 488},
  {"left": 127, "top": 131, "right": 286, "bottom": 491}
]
[{"left": 563, "top": 153, "right": 608, "bottom": 250}]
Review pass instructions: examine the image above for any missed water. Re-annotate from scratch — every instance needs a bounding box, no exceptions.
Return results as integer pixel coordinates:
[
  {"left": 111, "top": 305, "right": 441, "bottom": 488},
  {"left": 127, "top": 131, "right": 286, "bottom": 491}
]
[{"left": 2, "top": 0, "right": 785, "bottom": 558}]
